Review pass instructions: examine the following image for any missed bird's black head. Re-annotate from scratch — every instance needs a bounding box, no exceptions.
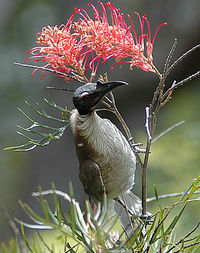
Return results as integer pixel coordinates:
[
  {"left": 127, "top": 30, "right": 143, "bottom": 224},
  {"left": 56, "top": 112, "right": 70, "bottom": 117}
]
[{"left": 73, "top": 80, "right": 128, "bottom": 115}]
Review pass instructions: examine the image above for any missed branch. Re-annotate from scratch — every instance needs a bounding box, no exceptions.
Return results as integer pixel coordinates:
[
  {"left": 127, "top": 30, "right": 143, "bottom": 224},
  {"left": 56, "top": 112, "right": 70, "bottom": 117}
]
[
  {"left": 14, "top": 62, "right": 85, "bottom": 84},
  {"left": 147, "top": 190, "right": 200, "bottom": 202},
  {"left": 103, "top": 92, "right": 143, "bottom": 168},
  {"left": 152, "top": 120, "right": 185, "bottom": 144},
  {"left": 141, "top": 107, "right": 153, "bottom": 216},
  {"left": 165, "top": 44, "right": 200, "bottom": 77},
  {"left": 163, "top": 71, "right": 200, "bottom": 99},
  {"left": 163, "top": 38, "right": 178, "bottom": 79},
  {"left": 32, "top": 189, "right": 72, "bottom": 202},
  {"left": 145, "top": 107, "right": 152, "bottom": 141}
]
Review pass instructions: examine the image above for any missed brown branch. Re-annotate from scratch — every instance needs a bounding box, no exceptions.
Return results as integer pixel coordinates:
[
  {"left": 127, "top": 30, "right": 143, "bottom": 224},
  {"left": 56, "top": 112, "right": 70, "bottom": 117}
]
[
  {"left": 163, "top": 71, "right": 200, "bottom": 99},
  {"left": 102, "top": 92, "right": 143, "bottom": 168},
  {"left": 141, "top": 107, "right": 152, "bottom": 216},
  {"left": 163, "top": 38, "right": 178, "bottom": 79},
  {"left": 165, "top": 44, "right": 200, "bottom": 77}
]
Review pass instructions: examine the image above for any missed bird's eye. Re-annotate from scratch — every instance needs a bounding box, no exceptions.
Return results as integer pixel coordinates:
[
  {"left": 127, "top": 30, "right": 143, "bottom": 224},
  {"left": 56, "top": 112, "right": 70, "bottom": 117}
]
[{"left": 80, "top": 92, "right": 90, "bottom": 100}]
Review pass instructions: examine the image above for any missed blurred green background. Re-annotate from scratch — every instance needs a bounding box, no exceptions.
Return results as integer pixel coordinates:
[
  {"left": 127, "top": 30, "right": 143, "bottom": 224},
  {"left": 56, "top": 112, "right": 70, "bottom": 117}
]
[{"left": 0, "top": 0, "right": 199, "bottom": 244}]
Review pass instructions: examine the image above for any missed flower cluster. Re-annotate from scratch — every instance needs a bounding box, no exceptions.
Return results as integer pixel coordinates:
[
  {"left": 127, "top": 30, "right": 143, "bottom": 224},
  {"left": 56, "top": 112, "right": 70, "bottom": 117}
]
[{"left": 26, "top": 1, "right": 166, "bottom": 82}]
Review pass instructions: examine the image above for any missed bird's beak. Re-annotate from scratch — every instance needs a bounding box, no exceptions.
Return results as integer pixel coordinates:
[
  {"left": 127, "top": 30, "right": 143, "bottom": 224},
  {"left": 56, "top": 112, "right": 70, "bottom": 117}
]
[{"left": 96, "top": 80, "right": 128, "bottom": 97}]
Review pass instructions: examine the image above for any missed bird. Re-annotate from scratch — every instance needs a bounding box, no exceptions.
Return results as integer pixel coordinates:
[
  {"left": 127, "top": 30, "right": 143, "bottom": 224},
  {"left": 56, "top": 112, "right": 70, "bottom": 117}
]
[{"left": 70, "top": 80, "right": 142, "bottom": 234}]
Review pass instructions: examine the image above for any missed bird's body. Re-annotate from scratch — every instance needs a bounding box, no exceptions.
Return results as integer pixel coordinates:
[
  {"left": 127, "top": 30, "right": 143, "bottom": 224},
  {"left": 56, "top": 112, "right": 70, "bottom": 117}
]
[
  {"left": 70, "top": 81, "right": 141, "bottom": 234},
  {"left": 70, "top": 109, "right": 136, "bottom": 201}
]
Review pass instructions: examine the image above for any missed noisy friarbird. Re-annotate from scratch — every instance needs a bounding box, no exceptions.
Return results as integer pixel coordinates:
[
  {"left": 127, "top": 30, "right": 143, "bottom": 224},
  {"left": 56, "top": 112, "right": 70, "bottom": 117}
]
[{"left": 70, "top": 80, "right": 141, "bottom": 234}]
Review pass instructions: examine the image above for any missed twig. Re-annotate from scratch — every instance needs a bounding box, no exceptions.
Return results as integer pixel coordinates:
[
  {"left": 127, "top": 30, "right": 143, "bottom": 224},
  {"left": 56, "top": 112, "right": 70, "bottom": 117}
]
[
  {"left": 46, "top": 87, "right": 75, "bottom": 92},
  {"left": 103, "top": 92, "right": 143, "bottom": 168},
  {"left": 152, "top": 120, "right": 185, "bottom": 144},
  {"left": 163, "top": 71, "right": 200, "bottom": 99},
  {"left": 163, "top": 38, "right": 178, "bottom": 79},
  {"left": 145, "top": 107, "right": 152, "bottom": 141},
  {"left": 147, "top": 190, "right": 200, "bottom": 202},
  {"left": 32, "top": 189, "right": 72, "bottom": 202},
  {"left": 14, "top": 62, "right": 85, "bottom": 84},
  {"left": 101, "top": 100, "right": 113, "bottom": 110},
  {"left": 150, "top": 78, "right": 162, "bottom": 113},
  {"left": 166, "top": 44, "right": 200, "bottom": 77},
  {"left": 141, "top": 107, "right": 153, "bottom": 216}
]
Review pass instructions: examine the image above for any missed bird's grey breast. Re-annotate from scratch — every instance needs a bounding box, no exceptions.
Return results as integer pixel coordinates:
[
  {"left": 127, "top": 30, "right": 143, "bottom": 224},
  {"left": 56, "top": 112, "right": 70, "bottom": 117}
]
[{"left": 70, "top": 109, "right": 136, "bottom": 198}]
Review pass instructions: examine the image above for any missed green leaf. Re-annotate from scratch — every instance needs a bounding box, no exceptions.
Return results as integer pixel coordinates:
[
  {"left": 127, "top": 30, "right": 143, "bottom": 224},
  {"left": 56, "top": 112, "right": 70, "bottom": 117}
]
[
  {"left": 5, "top": 98, "right": 70, "bottom": 152},
  {"left": 21, "top": 224, "right": 34, "bottom": 253},
  {"left": 165, "top": 204, "right": 187, "bottom": 236}
]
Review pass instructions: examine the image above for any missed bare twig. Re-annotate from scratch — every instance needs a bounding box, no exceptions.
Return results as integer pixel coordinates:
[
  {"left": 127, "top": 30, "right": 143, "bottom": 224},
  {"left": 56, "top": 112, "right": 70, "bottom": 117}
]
[
  {"left": 145, "top": 107, "right": 152, "bottom": 141},
  {"left": 32, "top": 189, "right": 72, "bottom": 202},
  {"left": 46, "top": 87, "right": 75, "bottom": 92},
  {"left": 150, "top": 78, "right": 162, "bottom": 113},
  {"left": 166, "top": 44, "right": 200, "bottom": 77},
  {"left": 102, "top": 92, "right": 143, "bottom": 168},
  {"left": 14, "top": 62, "right": 86, "bottom": 84},
  {"left": 143, "top": 44, "right": 200, "bottom": 219},
  {"left": 142, "top": 107, "right": 153, "bottom": 216},
  {"left": 163, "top": 38, "right": 178, "bottom": 79},
  {"left": 152, "top": 120, "right": 185, "bottom": 144},
  {"left": 147, "top": 190, "right": 200, "bottom": 202},
  {"left": 101, "top": 100, "right": 113, "bottom": 110},
  {"left": 163, "top": 71, "right": 200, "bottom": 99}
]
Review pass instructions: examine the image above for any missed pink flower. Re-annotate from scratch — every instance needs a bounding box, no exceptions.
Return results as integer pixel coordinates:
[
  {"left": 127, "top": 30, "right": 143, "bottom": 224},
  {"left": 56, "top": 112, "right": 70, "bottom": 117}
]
[
  {"left": 26, "top": 1, "right": 166, "bottom": 82},
  {"left": 73, "top": 2, "right": 167, "bottom": 73},
  {"left": 26, "top": 10, "right": 94, "bottom": 82}
]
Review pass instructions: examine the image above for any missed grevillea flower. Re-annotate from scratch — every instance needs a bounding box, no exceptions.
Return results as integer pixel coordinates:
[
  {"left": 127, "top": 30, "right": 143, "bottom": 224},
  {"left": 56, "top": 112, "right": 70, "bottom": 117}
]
[
  {"left": 26, "top": 1, "right": 166, "bottom": 82},
  {"left": 26, "top": 10, "right": 95, "bottom": 82},
  {"left": 73, "top": 2, "right": 167, "bottom": 73}
]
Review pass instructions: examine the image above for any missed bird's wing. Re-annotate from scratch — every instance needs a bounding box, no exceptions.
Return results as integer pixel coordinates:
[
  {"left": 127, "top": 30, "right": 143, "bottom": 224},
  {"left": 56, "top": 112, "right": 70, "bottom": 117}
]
[{"left": 79, "top": 159, "right": 106, "bottom": 202}]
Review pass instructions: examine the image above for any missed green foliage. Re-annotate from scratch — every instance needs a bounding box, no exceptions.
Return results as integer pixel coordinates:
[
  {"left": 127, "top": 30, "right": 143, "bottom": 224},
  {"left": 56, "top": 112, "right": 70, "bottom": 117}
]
[
  {"left": 4, "top": 98, "right": 70, "bottom": 151},
  {"left": 1, "top": 179, "right": 200, "bottom": 253}
]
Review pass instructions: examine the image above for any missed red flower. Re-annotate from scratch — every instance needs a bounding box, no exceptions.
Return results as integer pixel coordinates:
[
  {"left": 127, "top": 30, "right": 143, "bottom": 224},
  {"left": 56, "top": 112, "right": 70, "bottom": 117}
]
[
  {"left": 73, "top": 2, "right": 167, "bottom": 73},
  {"left": 26, "top": 1, "right": 166, "bottom": 82},
  {"left": 26, "top": 10, "right": 94, "bottom": 82}
]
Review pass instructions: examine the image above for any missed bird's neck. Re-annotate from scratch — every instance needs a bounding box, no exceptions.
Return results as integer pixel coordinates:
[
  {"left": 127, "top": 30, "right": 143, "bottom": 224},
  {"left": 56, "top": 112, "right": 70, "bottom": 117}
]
[{"left": 70, "top": 109, "right": 100, "bottom": 138}]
